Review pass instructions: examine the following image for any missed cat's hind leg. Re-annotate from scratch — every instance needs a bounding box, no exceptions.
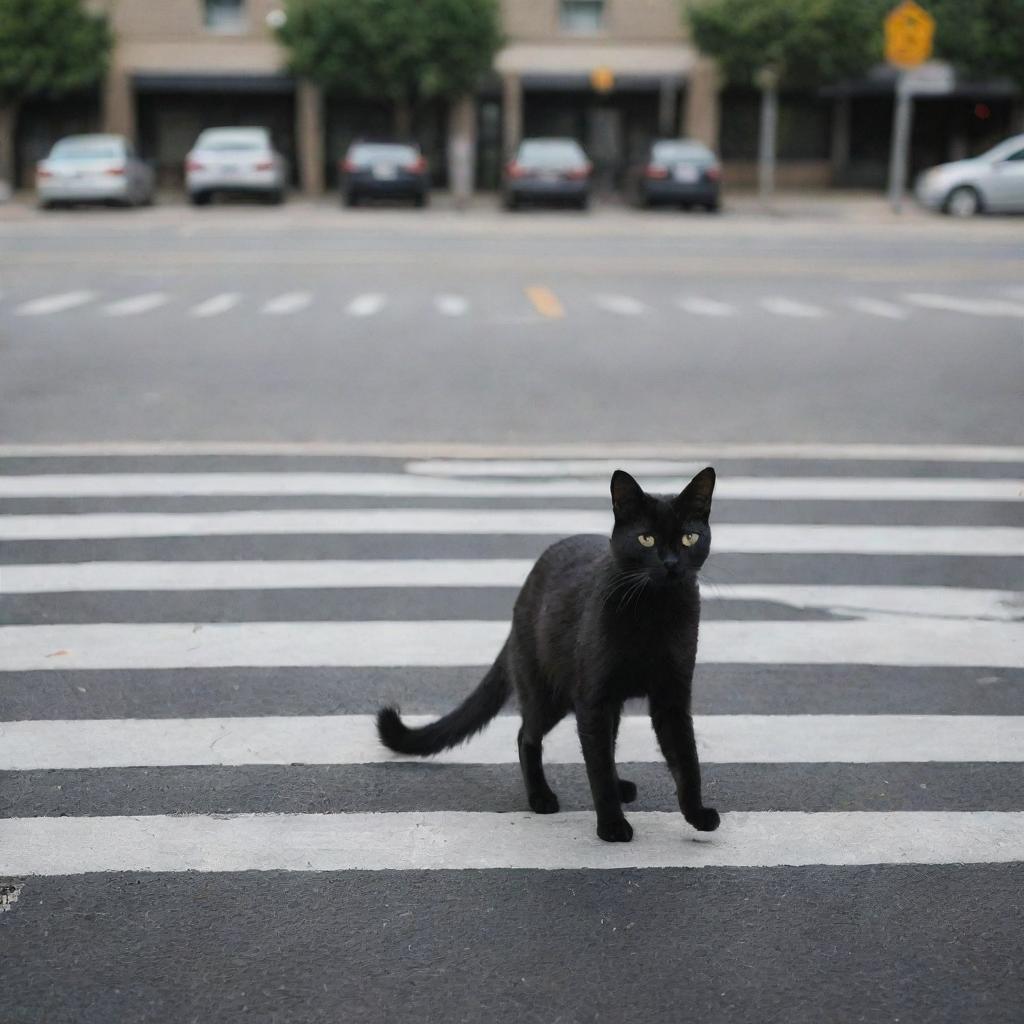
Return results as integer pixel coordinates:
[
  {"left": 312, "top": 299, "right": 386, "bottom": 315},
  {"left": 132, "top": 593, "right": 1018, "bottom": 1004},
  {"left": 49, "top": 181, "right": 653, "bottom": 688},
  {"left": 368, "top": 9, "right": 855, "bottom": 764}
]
[{"left": 518, "top": 699, "right": 567, "bottom": 815}]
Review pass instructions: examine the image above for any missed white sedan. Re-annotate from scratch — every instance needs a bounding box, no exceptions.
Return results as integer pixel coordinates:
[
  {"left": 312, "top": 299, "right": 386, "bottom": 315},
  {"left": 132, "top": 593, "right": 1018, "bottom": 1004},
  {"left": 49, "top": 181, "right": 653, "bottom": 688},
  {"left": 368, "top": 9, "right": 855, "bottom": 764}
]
[
  {"left": 36, "top": 134, "right": 154, "bottom": 209},
  {"left": 915, "top": 133, "right": 1024, "bottom": 216},
  {"left": 185, "top": 127, "right": 288, "bottom": 206}
]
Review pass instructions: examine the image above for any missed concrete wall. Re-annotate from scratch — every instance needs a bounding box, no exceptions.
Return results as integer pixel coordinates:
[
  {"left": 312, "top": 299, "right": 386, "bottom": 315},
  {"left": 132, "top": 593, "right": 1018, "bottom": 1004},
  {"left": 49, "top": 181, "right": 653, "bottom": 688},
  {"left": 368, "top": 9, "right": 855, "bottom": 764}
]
[{"left": 501, "top": 0, "right": 690, "bottom": 42}]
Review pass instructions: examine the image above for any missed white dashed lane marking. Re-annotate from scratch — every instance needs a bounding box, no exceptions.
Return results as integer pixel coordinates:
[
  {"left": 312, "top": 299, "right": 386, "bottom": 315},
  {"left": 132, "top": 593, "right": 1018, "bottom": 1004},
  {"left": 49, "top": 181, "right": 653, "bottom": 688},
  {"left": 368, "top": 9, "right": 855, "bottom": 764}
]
[
  {"left": 594, "top": 294, "right": 647, "bottom": 316},
  {"left": 676, "top": 297, "right": 736, "bottom": 316},
  {"left": 101, "top": 293, "right": 169, "bottom": 317},
  {"left": 847, "top": 297, "right": 909, "bottom": 320},
  {"left": 14, "top": 291, "right": 97, "bottom": 316},
  {"left": 759, "top": 297, "right": 827, "bottom": 318},
  {"left": 435, "top": 294, "right": 469, "bottom": 316},
  {"left": 190, "top": 293, "right": 242, "bottom": 318},
  {"left": 261, "top": 292, "right": 312, "bottom": 315},
  {"left": 346, "top": 293, "right": 386, "bottom": 317},
  {"left": 903, "top": 293, "right": 1024, "bottom": 318}
]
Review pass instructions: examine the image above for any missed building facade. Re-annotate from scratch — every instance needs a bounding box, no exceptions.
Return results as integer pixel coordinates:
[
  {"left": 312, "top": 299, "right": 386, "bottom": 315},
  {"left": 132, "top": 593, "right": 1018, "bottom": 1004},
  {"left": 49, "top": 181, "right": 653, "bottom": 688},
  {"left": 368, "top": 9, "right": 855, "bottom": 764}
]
[{"left": 10, "top": 0, "right": 1020, "bottom": 193}]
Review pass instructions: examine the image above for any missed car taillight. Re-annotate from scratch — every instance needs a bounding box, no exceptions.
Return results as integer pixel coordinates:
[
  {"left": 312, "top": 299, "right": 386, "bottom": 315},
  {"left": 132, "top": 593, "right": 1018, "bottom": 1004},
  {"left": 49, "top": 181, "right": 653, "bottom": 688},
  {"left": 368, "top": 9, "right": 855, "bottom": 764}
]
[
  {"left": 340, "top": 158, "right": 357, "bottom": 172},
  {"left": 705, "top": 165, "right": 722, "bottom": 182},
  {"left": 104, "top": 165, "right": 126, "bottom": 177},
  {"left": 564, "top": 163, "right": 591, "bottom": 181},
  {"left": 406, "top": 156, "right": 428, "bottom": 173},
  {"left": 254, "top": 160, "right": 274, "bottom": 171},
  {"left": 36, "top": 164, "right": 53, "bottom": 179},
  {"left": 645, "top": 164, "right": 669, "bottom": 179},
  {"left": 185, "top": 157, "right": 205, "bottom": 172},
  {"left": 506, "top": 162, "right": 527, "bottom": 179}
]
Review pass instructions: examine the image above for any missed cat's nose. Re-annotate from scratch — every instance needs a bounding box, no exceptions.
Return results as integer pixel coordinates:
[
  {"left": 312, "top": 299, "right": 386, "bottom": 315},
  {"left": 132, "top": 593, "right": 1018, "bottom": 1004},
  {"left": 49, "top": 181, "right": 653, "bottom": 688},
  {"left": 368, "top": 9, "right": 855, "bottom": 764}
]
[{"left": 663, "top": 558, "right": 680, "bottom": 576}]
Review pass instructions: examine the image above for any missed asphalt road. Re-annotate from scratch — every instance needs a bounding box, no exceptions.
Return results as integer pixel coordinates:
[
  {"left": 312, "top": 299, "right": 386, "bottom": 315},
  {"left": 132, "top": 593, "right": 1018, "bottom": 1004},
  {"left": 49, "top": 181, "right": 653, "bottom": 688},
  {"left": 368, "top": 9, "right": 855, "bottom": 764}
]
[{"left": 1, "top": 200, "right": 1022, "bottom": 1024}]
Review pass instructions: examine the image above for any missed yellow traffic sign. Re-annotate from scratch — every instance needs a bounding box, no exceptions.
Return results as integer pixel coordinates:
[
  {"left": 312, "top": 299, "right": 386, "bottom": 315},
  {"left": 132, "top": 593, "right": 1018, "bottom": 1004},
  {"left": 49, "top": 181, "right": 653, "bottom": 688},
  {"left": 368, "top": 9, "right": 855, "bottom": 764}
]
[
  {"left": 885, "top": 1, "right": 935, "bottom": 67},
  {"left": 590, "top": 67, "right": 615, "bottom": 93}
]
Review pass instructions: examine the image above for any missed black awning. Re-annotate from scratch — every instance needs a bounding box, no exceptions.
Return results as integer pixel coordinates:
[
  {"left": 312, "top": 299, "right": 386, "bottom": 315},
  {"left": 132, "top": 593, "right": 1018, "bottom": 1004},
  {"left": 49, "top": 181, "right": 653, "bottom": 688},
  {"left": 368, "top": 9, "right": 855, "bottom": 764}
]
[{"left": 132, "top": 73, "right": 295, "bottom": 95}]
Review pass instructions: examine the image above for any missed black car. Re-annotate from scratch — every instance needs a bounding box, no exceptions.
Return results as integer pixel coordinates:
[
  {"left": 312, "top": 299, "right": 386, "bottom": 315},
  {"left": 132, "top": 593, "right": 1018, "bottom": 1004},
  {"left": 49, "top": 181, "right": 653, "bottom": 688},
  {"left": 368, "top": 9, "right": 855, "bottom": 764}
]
[
  {"left": 631, "top": 139, "right": 721, "bottom": 211},
  {"left": 503, "top": 138, "right": 592, "bottom": 210},
  {"left": 340, "top": 141, "right": 430, "bottom": 207}
]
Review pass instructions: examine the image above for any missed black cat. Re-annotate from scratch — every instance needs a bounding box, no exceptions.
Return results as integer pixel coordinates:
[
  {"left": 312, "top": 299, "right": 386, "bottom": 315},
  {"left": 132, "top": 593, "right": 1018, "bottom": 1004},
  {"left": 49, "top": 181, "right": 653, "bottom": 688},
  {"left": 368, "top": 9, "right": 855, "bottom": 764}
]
[{"left": 377, "top": 467, "right": 720, "bottom": 843}]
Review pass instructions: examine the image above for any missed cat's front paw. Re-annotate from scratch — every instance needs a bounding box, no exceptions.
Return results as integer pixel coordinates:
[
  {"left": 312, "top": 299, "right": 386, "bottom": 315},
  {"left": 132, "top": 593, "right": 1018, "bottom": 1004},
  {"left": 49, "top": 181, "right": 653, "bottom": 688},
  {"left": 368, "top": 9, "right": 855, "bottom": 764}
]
[
  {"left": 596, "top": 817, "right": 634, "bottom": 843},
  {"left": 617, "top": 779, "right": 638, "bottom": 803},
  {"left": 529, "top": 790, "right": 560, "bottom": 814},
  {"left": 685, "top": 807, "right": 720, "bottom": 833}
]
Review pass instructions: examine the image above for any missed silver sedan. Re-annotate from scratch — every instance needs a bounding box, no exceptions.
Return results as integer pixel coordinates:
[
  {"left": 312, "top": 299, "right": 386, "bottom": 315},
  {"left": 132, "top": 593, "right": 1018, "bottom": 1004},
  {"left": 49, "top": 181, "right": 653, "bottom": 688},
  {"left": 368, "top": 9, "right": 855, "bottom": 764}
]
[
  {"left": 915, "top": 133, "right": 1024, "bottom": 216},
  {"left": 36, "top": 134, "right": 155, "bottom": 209},
  {"left": 185, "top": 127, "right": 288, "bottom": 206}
]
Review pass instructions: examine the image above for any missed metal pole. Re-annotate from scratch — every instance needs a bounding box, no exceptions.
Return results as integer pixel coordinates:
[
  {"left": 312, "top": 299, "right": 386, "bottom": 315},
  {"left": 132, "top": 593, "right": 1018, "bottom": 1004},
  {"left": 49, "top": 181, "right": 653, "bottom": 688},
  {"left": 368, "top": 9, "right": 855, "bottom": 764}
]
[
  {"left": 887, "top": 72, "right": 914, "bottom": 213},
  {"left": 758, "top": 81, "right": 778, "bottom": 208}
]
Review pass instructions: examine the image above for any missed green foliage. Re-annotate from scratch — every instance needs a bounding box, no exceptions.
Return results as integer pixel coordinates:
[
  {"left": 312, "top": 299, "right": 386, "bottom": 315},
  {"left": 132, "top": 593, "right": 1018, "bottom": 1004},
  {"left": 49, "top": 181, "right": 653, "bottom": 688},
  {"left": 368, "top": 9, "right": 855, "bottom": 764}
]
[
  {"left": 928, "top": 0, "right": 1024, "bottom": 88},
  {"left": 0, "top": 0, "right": 112, "bottom": 106},
  {"left": 685, "top": 0, "right": 1024, "bottom": 90},
  {"left": 684, "top": 0, "right": 886, "bottom": 88},
  {"left": 278, "top": 0, "right": 502, "bottom": 102}
]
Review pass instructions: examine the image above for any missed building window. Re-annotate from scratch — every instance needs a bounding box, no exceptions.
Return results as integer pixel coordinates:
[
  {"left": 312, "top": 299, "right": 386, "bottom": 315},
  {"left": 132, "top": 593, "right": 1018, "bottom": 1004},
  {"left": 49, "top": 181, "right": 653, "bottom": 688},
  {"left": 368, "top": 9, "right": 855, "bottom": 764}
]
[
  {"left": 560, "top": 0, "right": 604, "bottom": 34},
  {"left": 204, "top": 0, "right": 247, "bottom": 33}
]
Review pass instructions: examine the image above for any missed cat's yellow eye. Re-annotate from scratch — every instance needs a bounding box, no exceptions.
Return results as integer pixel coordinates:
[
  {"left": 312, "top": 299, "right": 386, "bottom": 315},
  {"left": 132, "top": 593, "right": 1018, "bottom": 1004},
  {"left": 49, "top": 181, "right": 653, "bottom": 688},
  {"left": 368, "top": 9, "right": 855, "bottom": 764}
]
[
  {"left": 682, "top": 532, "right": 700, "bottom": 547},
  {"left": 638, "top": 534, "right": 656, "bottom": 548}
]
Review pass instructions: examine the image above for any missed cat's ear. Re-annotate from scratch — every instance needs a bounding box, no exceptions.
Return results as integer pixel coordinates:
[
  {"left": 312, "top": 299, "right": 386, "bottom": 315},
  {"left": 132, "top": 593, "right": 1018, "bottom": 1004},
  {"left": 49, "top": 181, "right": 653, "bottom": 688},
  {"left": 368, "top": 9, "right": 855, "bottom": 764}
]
[
  {"left": 676, "top": 466, "right": 715, "bottom": 521},
  {"left": 610, "top": 469, "right": 645, "bottom": 521}
]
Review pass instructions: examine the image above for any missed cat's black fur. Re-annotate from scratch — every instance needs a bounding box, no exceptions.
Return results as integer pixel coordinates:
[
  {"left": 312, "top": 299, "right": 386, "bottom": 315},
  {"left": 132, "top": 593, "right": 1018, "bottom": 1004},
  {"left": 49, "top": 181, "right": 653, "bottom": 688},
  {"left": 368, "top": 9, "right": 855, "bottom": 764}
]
[{"left": 377, "top": 467, "right": 720, "bottom": 843}]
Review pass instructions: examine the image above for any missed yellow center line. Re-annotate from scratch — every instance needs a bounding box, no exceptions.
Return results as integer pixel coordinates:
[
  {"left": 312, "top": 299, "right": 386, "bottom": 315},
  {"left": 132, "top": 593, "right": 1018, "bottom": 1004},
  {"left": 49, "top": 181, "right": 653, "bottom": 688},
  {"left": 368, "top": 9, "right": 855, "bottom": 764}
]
[{"left": 525, "top": 285, "right": 565, "bottom": 319}]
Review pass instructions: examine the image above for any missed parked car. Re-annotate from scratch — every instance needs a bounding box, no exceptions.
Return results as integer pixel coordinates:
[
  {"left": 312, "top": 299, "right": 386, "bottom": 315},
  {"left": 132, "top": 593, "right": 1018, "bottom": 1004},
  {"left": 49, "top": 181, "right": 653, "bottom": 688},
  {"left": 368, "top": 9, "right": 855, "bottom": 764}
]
[
  {"left": 629, "top": 139, "right": 721, "bottom": 211},
  {"left": 503, "top": 138, "right": 592, "bottom": 210},
  {"left": 185, "top": 127, "right": 288, "bottom": 206},
  {"left": 36, "top": 134, "right": 154, "bottom": 209},
  {"left": 915, "top": 133, "right": 1024, "bottom": 216},
  {"left": 339, "top": 141, "right": 430, "bottom": 207}
]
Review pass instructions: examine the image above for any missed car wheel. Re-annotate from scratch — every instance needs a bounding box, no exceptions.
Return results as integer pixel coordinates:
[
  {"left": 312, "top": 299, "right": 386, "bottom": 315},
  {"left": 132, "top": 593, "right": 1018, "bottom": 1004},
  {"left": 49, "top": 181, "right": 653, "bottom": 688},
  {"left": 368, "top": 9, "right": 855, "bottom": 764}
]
[
  {"left": 575, "top": 196, "right": 590, "bottom": 211},
  {"left": 503, "top": 194, "right": 520, "bottom": 212},
  {"left": 190, "top": 191, "right": 211, "bottom": 207},
  {"left": 705, "top": 199, "right": 721, "bottom": 213},
  {"left": 343, "top": 190, "right": 359, "bottom": 208},
  {"left": 944, "top": 186, "right": 981, "bottom": 218},
  {"left": 265, "top": 190, "right": 285, "bottom": 205},
  {"left": 414, "top": 192, "right": 428, "bottom": 208}
]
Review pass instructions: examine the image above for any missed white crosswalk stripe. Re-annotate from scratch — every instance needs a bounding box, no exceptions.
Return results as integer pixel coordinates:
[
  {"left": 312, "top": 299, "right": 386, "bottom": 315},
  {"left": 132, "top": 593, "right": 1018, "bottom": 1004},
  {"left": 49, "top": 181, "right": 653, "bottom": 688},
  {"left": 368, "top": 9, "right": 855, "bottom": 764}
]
[
  {"left": 2, "top": 446, "right": 1022, "bottom": 880},
  {"left": 14, "top": 290, "right": 97, "bottom": 316},
  {"left": 261, "top": 291, "right": 312, "bottom": 315},
  {"left": 189, "top": 293, "right": 241, "bottom": 318}
]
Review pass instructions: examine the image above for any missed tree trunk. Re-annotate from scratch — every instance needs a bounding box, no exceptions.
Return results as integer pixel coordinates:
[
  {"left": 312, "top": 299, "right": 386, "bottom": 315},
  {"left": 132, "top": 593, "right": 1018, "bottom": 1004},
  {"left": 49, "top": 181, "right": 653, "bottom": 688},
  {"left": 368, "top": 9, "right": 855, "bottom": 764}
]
[
  {"left": 394, "top": 99, "right": 412, "bottom": 138},
  {"left": 757, "top": 82, "right": 778, "bottom": 208},
  {"left": 0, "top": 101, "right": 20, "bottom": 193}
]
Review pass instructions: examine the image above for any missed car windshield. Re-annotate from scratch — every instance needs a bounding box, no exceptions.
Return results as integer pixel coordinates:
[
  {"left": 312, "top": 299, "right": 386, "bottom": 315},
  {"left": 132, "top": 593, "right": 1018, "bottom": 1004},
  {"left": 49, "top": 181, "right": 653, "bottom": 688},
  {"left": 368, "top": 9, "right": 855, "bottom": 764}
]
[
  {"left": 49, "top": 138, "right": 122, "bottom": 161},
  {"left": 980, "top": 136, "right": 1024, "bottom": 161},
  {"left": 651, "top": 141, "right": 713, "bottom": 163},
  {"left": 349, "top": 144, "right": 418, "bottom": 165},
  {"left": 195, "top": 130, "right": 269, "bottom": 152},
  {"left": 516, "top": 140, "right": 587, "bottom": 168}
]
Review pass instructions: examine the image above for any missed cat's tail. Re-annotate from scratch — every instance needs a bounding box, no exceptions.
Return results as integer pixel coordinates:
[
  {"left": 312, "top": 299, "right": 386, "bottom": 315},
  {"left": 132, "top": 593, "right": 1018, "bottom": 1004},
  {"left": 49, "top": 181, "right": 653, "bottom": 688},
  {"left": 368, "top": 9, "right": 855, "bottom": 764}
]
[{"left": 377, "top": 645, "right": 511, "bottom": 756}]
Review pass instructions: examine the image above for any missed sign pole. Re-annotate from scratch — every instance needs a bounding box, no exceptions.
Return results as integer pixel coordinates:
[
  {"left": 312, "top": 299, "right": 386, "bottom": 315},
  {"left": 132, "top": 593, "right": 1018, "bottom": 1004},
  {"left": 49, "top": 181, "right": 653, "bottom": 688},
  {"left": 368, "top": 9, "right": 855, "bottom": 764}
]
[{"left": 887, "top": 72, "right": 914, "bottom": 213}]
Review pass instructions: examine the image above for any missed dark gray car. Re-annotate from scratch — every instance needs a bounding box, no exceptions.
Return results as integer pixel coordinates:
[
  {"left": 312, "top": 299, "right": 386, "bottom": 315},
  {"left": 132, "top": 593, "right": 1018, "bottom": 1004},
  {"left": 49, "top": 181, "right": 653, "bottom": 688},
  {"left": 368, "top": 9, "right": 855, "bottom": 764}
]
[
  {"left": 340, "top": 141, "right": 430, "bottom": 207},
  {"left": 503, "top": 138, "right": 592, "bottom": 211},
  {"left": 630, "top": 139, "right": 721, "bottom": 211}
]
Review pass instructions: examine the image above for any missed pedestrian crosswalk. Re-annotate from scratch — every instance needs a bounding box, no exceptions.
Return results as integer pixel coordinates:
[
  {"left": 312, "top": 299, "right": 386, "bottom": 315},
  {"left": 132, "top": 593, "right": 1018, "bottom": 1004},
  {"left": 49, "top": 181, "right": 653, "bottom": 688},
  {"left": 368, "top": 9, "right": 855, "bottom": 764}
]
[
  {"left": 1, "top": 448, "right": 1022, "bottom": 877},
  {"left": 5, "top": 286, "right": 1024, "bottom": 322}
]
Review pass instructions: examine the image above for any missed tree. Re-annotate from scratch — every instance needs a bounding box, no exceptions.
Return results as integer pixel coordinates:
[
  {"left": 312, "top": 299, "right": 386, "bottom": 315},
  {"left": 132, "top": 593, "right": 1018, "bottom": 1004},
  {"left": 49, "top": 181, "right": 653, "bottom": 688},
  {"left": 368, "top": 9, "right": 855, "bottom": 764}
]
[
  {"left": 277, "top": 0, "right": 502, "bottom": 134},
  {"left": 928, "top": 0, "right": 1024, "bottom": 91},
  {"left": 0, "top": 0, "right": 112, "bottom": 187},
  {"left": 684, "top": 0, "right": 885, "bottom": 201}
]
